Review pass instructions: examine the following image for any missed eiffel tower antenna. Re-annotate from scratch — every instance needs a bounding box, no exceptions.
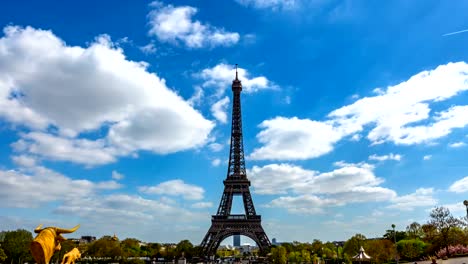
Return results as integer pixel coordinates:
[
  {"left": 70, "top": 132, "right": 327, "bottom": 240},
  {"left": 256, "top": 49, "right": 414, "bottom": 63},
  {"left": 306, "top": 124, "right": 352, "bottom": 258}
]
[{"left": 200, "top": 66, "right": 271, "bottom": 256}]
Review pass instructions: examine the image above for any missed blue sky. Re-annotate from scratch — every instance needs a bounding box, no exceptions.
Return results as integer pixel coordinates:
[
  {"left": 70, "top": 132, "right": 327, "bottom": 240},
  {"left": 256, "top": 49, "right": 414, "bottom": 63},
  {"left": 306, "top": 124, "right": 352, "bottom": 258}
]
[{"left": 1, "top": 0, "right": 468, "bottom": 245}]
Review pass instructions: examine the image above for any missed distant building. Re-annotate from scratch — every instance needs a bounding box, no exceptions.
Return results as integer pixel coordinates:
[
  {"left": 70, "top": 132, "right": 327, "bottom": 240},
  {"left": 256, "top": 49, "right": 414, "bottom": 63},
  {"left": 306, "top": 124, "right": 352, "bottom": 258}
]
[
  {"left": 272, "top": 238, "right": 278, "bottom": 245},
  {"left": 233, "top": 235, "right": 240, "bottom": 247},
  {"left": 80, "top": 236, "right": 96, "bottom": 244}
]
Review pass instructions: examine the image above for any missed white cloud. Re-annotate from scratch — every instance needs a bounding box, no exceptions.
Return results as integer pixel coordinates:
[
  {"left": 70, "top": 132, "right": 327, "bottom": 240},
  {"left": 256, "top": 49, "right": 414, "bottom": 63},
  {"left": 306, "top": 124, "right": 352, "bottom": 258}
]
[
  {"left": 0, "top": 166, "right": 122, "bottom": 208},
  {"left": 236, "top": 0, "right": 298, "bottom": 10},
  {"left": 423, "top": 155, "right": 432, "bottom": 160},
  {"left": 211, "top": 96, "right": 230, "bottom": 123},
  {"left": 139, "top": 179, "right": 204, "bottom": 200},
  {"left": 449, "top": 141, "right": 466, "bottom": 148},
  {"left": 250, "top": 117, "right": 342, "bottom": 160},
  {"left": 249, "top": 162, "right": 396, "bottom": 214},
  {"left": 197, "top": 63, "right": 275, "bottom": 95},
  {"left": 252, "top": 62, "right": 468, "bottom": 161},
  {"left": 147, "top": 2, "right": 239, "bottom": 48},
  {"left": 448, "top": 176, "right": 468, "bottom": 193},
  {"left": 330, "top": 63, "right": 468, "bottom": 145},
  {"left": 211, "top": 158, "right": 222, "bottom": 167},
  {"left": 112, "top": 170, "right": 125, "bottom": 180},
  {"left": 139, "top": 42, "right": 157, "bottom": 54},
  {"left": 368, "top": 153, "right": 402, "bottom": 162},
  {"left": 11, "top": 155, "right": 37, "bottom": 167},
  {"left": 12, "top": 132, "right": 122, "bottom": 166},
  {"left": 265, "top": 195, "right": 334, "bottom": 214},
  {"left": 208, "top": 143, "right": 223, "bottom": 152},
  {"left": 191, "top": 202, "right": 213, "bottom": 209},
  {"left": 387, "top": 188, "right": 437, "bottom": 211},
  {"left": 0, "top": 26, "right": 214, "bottom": 165}
]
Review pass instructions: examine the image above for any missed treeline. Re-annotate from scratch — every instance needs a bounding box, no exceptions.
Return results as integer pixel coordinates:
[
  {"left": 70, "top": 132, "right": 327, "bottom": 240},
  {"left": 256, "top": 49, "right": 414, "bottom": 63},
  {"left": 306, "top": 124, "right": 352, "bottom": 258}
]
[
  {"left": 269, "top": 206, "right": 468, "bottom": 263},
  {"left": 0, "top": 206, "right": 466, "bottom": 264}
]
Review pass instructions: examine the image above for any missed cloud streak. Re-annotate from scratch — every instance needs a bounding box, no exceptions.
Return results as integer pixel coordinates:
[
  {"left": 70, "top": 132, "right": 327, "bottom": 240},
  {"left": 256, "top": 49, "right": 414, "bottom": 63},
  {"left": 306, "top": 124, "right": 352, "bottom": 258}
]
[{"left": 443, "top": 29, "right": 468, "bottom": 36}]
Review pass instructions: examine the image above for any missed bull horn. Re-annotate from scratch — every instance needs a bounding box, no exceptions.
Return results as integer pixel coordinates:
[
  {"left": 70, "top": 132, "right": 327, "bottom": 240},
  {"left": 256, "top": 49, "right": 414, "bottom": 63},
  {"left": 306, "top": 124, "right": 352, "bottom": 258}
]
[
  {"left": 56, "top": 224, "right": 80, "bottom": 234},
  {"left": 34, "top": 224, "right": 44, "bottom": 233}
]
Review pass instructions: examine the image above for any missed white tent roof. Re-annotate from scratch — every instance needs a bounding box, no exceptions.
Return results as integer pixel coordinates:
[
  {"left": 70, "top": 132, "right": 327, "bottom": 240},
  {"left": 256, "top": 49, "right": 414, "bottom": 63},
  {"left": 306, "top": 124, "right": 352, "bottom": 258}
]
[{"left": 352, "top": 246, "right": 371, "bottom": 260}]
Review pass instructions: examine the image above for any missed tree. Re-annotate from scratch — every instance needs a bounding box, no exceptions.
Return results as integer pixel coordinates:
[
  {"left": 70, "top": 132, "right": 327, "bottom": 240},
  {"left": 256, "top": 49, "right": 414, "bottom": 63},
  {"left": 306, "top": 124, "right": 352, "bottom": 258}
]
[
  {"left": 121, "top": 238, "right": 141, "bottom": 258},
  {"left": 406, "top": 222, "right": 423, "bottom": 239},
  {"left": 270, "top": 246, "right": 287, "bottom": 264},
  {"left": 428, "top": 206, "right": 464, "bottom": 257},
  {"left": 2, "top": 229, "right": 33, "bottom": 264},
  {"left": 396, "top": 239, "right": 426, "bottom": 260},
  {"left": 0, "top": 248, "right": 7, "bottom": 263},
  {"left": 343, "top": 234, "right": 366, "bottom": 256},
  {"left": 365, "top": 239, "right": 395, "bottom": 264},
  {"left": 175, "top": 240, "right": 194, "bottom": 259},
  {"left": 86, "top": 235, "right": 122, "bottom": 259}
]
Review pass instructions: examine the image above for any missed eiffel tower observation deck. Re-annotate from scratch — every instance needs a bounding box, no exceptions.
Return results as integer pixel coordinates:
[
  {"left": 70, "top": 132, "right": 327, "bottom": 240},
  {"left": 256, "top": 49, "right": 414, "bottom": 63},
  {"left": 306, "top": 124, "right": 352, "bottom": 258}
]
[{"left": 200, "top": 65, "right": 271, "bottom": 256}]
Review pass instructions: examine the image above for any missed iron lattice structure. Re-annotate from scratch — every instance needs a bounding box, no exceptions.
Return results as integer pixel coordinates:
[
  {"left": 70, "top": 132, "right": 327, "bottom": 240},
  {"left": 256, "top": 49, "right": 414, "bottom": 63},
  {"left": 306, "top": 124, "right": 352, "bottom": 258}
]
[{"left": 200, "top": 68, "right": 271, "bottom": 255}]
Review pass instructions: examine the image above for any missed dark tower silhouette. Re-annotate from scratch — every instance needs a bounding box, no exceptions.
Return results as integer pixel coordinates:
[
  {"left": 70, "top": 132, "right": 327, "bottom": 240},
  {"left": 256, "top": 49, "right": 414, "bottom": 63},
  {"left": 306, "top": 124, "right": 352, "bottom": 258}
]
[{"left": 200, "top": 65, "right": 271, "bottom": 255}]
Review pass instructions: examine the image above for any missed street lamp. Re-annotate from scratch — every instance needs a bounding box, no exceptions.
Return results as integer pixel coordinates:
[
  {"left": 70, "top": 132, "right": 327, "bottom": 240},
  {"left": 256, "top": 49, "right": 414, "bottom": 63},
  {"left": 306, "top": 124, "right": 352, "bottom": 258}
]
[
  {"left": 391, "top": 224, "right": 398, "bottom": 264},
  {"left": 463, "top": 200, "right": 468, "bottom": 219},
  {"left": 333, "top": 242, "right": 339, "bottom": 264}
]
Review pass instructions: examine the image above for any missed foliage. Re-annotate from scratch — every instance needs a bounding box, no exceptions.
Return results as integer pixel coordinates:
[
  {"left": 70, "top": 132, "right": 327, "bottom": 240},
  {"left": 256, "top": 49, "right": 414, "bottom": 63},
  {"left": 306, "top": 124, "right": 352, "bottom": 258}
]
[
  {"left": 436, "top": 244, "right": 468, "bottom": 258},
  {"left": 270, "top": 246, "right": 287, "bottom": 264},
  {"left": 0, "top": 248, "right": 7, "bottom": 262},
  {"left": 365, "top": 239, "right": 395, "bottom": 264},
  {"left": 2, "top": 229, "right": 33, "bottom": 264},
  {"left": 406, "top": 222, "right": 424, "bottom": 239},
  {"left": 86, "top": 235, "right": 122, "bottom": 259},
  {"left": 396, "top": 239, "right": 427, "bottom": 260},
  {"left": 121, "top": 238, "right": 141, "bottom": 258},
  {"left": 428, "top": 206, "right": 464, "bottom": 257},
  {"left": 343, "top": 234, "right": 366, "bottom": 256}
]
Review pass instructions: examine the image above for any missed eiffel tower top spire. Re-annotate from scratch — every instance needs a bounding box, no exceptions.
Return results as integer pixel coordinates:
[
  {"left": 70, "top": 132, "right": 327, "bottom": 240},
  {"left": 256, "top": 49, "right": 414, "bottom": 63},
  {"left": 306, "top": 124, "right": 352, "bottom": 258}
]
[{"left": 227, "top": 64, "right": 246, "bottom": 180}]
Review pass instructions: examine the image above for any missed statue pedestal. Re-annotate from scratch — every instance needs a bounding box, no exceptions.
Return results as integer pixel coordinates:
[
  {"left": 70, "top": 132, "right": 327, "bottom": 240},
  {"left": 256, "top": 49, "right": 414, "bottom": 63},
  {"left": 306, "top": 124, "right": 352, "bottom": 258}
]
[{"left": 177, "top": 257, "right": 186, "bottom": 264}]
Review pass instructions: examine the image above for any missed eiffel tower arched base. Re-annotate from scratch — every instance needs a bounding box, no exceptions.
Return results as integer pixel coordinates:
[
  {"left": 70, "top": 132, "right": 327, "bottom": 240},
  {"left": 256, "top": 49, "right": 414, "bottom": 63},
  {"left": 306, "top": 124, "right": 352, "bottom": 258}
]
[{"left": 200, "top": 216, "right": 271, "bottom": 256}]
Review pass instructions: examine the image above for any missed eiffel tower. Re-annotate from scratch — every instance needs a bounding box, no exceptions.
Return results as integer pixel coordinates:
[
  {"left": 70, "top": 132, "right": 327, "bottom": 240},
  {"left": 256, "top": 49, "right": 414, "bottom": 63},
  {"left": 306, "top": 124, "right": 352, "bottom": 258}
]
[{"left": 200, "top": 65, "right": 271, "bottom": 255}]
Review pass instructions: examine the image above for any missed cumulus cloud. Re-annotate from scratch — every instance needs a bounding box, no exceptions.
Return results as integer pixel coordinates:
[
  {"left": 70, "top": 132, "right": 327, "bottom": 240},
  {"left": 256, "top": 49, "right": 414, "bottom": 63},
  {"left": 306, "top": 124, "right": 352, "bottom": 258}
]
[
  {"left": 252, "top": 62, "right": 468, "bottom": 161},
  {"left": 139, "top": 179, "right": 205, "bottom": 200},
  {"left": 112, "top": 170, "right": 125, "bottom": 180},
  {"left": 423, "top": 155, "right": 432, "bottom": 160},
  {"left": 387, "top": 188, "right": 437, "bottom": 211},
  {"left": 368, "top": 153, "right": 402, "bottom": 162},
  {"left": 0, "top": 166, "right": 122, "bottom": 208},
  {"left": 11, "top": 155, "right": 37, "bottom": 167},
  {"left": 448, "top": 176, "right": 468, "bottom": 193},
  {"left": 249, "top": 163, "right": 396, "bottom": 214},
  {"left": 139, "top": 42, "right": 157, "bottom": 54},
  {"left": 0, "top": 26, "right": 214, "bottom": 166},
  {"left": 197, "top": 63, "right": 275, "bottom": 95},
  {"left": 211, "top": 96, "right": 230, "bottom": 123},
  {"left": 211, "top": 158, "right": 222, "bottom": 167},
  {"left": 147, "top": 2, "right": 239, "bottom": 48},
  {"left": 250, "top": 117, "right": 341, "bottom": 160}
]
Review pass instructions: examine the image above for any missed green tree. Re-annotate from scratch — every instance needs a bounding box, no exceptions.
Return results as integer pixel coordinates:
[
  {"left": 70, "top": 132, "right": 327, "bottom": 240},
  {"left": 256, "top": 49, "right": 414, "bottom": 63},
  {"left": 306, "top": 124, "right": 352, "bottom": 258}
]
[
  {"left": 0, "top": 248, "right": 7, "bottom": 263},
  {"left": 406, "top": 222, "right": 423, "bottom": 239},
  {"left": 121, "top": 238, "right": 141, "bottom": 258},
  {"left": 301, "top": 249, "right": 311, "bottom": 263},
  {"left": 270, "top": 246, "right": 287, "bottom": 264},
  {"left": 343, "top": 234, "right": 366, "bottom": 257},
  {"left": 2, "top": 229, "right": 33, "bottom": 264},
  {"left": 86, "top": 235, "right": 122, "bottom": 259},
  {"left": 428, "top": 206, "right": 463, "bottom": 257},
  {"left": 396, "top": 239, "right": 426, "bottom": 260},
  {"left": 175, "top": 240, "right": 193, "bottom": 258},
  {"left": 365, "top": 239, "right": 394, "bottom": 264}
]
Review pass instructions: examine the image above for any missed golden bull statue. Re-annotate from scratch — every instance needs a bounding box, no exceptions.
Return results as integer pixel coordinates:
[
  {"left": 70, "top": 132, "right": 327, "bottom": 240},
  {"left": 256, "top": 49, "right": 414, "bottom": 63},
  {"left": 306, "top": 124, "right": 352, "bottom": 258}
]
[
  {"left": 30, "top": 224, "right": 80, "bottom": 264},
  {"left": 61, "top": 248, "right": 81, "bottom": 264}
]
